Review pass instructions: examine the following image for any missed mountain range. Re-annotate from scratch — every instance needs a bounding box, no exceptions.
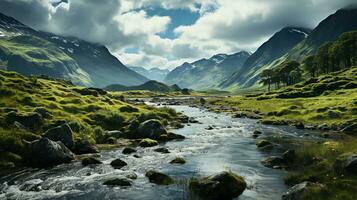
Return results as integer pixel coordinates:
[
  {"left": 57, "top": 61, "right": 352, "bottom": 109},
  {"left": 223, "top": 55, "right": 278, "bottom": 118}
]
[
  {"left": 129, "top": 67, "right": 170, "bottom": 82},
  {"left": 164, "top": 51, "right": 251, "bottom": 90},
  {"left": 165, "top": 7, "right": 357, "bottom": 91},
  {"left": 104, "top": 80, "right": 181, "bottom": 93},
  {"left": 0, "top": 12, "right": 148, "bottom": 88}
]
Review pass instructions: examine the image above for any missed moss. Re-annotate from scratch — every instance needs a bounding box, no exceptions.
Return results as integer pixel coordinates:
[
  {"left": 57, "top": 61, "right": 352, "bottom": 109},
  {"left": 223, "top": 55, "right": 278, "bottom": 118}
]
[{"left": 139, "top": 138, "right": 158, "bottom": 147}]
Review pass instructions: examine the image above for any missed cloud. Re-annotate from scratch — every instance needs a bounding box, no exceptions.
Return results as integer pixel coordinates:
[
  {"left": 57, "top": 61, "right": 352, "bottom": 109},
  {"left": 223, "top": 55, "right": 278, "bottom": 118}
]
[{"left": 0, "top": 0, "right": 356, "bottom": 70}]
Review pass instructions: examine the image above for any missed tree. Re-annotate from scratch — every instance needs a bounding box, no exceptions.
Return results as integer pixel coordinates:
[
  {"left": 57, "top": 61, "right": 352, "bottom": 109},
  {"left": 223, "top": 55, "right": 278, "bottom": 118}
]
[
  {"left": 260, "top": 69, "right": 274, "bottom": 91},
  {"left": 303, "top": 56, "right": 317, "bottom": 77}
]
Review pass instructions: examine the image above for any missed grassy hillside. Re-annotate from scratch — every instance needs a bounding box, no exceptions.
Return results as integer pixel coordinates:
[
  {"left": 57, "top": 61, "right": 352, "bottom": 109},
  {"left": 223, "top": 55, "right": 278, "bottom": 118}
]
[
  {"left": 208, "top": 67, "right": 357, "bottom": 128},
  {"left": 0, "top": 70, "right": 181, "bottom": 172},
  {"left": 0, "top": 35, "right": 91, "bottom": 85}
]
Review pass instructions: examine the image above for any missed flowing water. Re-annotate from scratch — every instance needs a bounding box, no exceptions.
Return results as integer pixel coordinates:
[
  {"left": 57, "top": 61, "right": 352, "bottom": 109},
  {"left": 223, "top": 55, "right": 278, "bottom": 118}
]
[{"left": 0, "top": 104, "right": 323, "bottom": 200}]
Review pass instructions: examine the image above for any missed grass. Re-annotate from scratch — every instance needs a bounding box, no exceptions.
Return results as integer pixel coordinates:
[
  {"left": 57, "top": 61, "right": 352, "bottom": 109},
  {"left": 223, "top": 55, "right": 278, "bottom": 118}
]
[
  {"left": 0, "top": 69, "right": 182, "bottom": 172},
  {"left": 206, "top": 67, "right": 357, "bottom": 128}
]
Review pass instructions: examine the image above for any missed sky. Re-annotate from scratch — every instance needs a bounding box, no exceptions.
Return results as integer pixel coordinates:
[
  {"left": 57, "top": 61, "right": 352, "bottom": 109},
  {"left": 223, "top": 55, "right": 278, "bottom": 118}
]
[{"left": 0, "top": 0, "right": 356, "bottom": 70}]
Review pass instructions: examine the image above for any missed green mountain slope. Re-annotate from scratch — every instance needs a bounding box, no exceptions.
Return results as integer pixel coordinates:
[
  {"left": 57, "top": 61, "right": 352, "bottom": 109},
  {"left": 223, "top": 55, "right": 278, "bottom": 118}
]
[
  {"left": 220, "top": 27, "right": 310, "bottom": 90},
  {"left": 0, "top": 12, "right": 148, "bottom": 87}
]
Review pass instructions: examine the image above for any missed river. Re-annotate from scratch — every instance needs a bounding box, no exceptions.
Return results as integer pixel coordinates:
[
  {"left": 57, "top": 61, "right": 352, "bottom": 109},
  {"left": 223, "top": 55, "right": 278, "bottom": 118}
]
[{"left": 0, "top": 104, "right": 323, "bottom": 200}]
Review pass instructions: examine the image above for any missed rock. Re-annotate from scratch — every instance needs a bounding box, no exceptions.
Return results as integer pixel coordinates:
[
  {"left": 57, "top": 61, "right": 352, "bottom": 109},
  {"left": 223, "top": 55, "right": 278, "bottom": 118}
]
[
  {"left": 43, "top": 123, "right": 74, "bottom": 149},
  {"left": 206, "top": 126, "right": 214, "bottom": 130},
  {"left": 159, "top": 132, "right": 185, "bottom": 141},
  {"left": 81, "top": 156, "right": 102, "bottom": 166},
  {"left": 110, "top": 159, "right": 127, "bottom": 169},
  {"left": 139, "top": 138, "right": 158, "bottom": 147},
  {"left": 317, "top": 123, "right": 330, "bottom": 130},
  {"left": 261, "top": 156, "right": 284, "bottom": 168},
  {"left": 170, "top": 157, "right": 186, "bottom": 164},
  {"left": 122, "top": 147, "right": 136, "bottom": 154},
  {"left": 327, "top": 111, "right": 340, "bottom": 118},
  {"left": 28, "top": 138, "right": 74, "bottom": 168},
  {"left": 253, "top": 130, "right": 262, "bottom": 135},
  {"left": 103, "top": 178, "right": 131, "bottom": 187},
  {"left": 133, "top": 154, "right": 141, "bottom": 158},
  {"left": 145, "top": 170, "right": 173, "bottom": 185},
  {"left": 341, "top": 123, "right": 357, "bottom": 135},
  {"left": 333, "top": 153, "right": 357, "bottom": 175},
  {"left": 126, "top": 172, "right": 138, "bottom": 180},
  {"left": 33, "top": 107, "right": 51, "bottom": 118},
  {"left": 190, "top": 171, "right": 246, "bottom": 200},
  {"left": 72, "top": 140, "right": 99, "bottom": 155},
  {"left": 188, "top": 118, "right": 199, "bottom": 123},
  {"left": 256, "top": 140, "right": 272, "bottom": 148},
  {"left": 200, "top": 97, "right": 206, "bottom": 105},
  {"left": 154, "top": 147, "right": 170, "bottom": 154},
  {"left": 135, "top": 119, "right": 167, "bottom": 139},
  {"left": 5, "top": 111, "right": 43, "bottom": 131},
  {"left": 294, "top": 122, "right": 305, "bottom": 129},
  {"left": 282, "top": 181, "right": 324, "bottom": 200},
  {"left": 107, "top": 130, "right": 125, "bottom": 138}
]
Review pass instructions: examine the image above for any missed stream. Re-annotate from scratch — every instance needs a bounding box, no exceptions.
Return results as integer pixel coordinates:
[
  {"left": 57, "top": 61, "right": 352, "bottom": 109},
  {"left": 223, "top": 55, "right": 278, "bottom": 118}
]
[{"left": 0, "top": 104, "right": 324, "bottom": 200}]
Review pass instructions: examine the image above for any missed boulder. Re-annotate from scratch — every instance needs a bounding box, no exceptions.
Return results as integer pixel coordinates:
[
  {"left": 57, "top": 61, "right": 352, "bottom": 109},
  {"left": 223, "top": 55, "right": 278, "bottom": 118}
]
[
  {"left": 110, "top": 159, "right": 128, "bottom": 169},
  {"left": 122, "top": 147, "right": 136, "bottom": 154},
  {"left": 103, "top": 178, "right": 131, "bottom": 187},
  {"left": 134, "top": 119, "right": 167, "bottom": 139},
  {"left": 294, "top": 122, "right": 305, "bottom": 129},
  {"left": 282, "top": 181, "right": 324, "bottom": 200},
  {"left": 333, "top": 153, "right": 357, "bottom": 175},
  {"left": 190, "top": 171, "right": 246, "bottom": 200},
  {"left": 154, "top": 147, "right": 170, "bottom": 154},
  {"left": 72, "top": 140, "right": 99, "bottom": 155},
  {"left": 253, "top": 130, "right": 262, "bottom": 135},
  {"left": 43, "top": 124, "right": 74, "bottom": 149},
  {"left": 33, "top": 107, "right": 51, "bottom": 118},
  {"left": 5, "top": 111, "right": 43, "bottom": 131},
  {"left": 126, "top": 172, "right": 138, "bottom": 180},
  {"left": 81, "top": 156, "right": 102, "bottom": 166},
  {"left": 158, "top": 132, "right": 185, "bottom": 141},
  {"left": 107, "top": 130, "right": 126, "bottom": 138},
  {"left": 170, "top": 157, "right": 186, "bottom": 164},
  {"left": 139, "top": 138, "right": 158, "bottom": 147},
  {"left": 145, "top": 170, "right": 173, "bottom": 185},
  {"left": 28, "top": 138, "right": 74, "bottom": 168}
]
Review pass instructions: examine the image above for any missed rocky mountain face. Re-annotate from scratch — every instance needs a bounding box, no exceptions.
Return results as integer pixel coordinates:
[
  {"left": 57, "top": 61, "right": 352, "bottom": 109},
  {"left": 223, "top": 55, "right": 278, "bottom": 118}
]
[
  {"left": 220, "top": 27, "right": 311, "bottom": 89},
  {"left": 0, "top": 12, "right": 148, "bottom": 87},
  {"left": 129, "top": 67, "right": 170, "bottom": 82},
  {"left": 164, "top": 51, "right": 250, "bottom": 90}
]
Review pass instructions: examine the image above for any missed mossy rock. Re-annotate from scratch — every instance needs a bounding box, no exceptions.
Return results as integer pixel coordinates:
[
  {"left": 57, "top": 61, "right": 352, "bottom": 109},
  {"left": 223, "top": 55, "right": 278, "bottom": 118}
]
[
  {"left": 81, "top": 156, "right": 102, "bottom": 166},
  {"left": 145, "top": 170, "right": 173, "bottom": 185},
  {"left": 170, "top": 157, "right": 186, "bottom": 164},
  {"left": 256, "top": 140, "right": 272, "bottom": 148},
  {"left": 189, "top": 171, "right": 246, "bottom": 200},
  {"left": 139, "top": 138, "right": 158, "bottom": 147}
]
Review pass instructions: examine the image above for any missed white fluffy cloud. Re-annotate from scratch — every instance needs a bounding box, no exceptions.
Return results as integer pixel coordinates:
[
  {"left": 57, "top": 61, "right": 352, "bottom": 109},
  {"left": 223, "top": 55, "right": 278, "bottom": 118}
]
[{"left": 0, "top": 0, "right": 356, "bottom": 69}]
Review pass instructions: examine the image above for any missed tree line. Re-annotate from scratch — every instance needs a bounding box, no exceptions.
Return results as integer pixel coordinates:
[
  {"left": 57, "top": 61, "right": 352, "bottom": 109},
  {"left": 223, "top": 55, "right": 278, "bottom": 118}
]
[{"left": 260, "top": 30, "right": 357, "bottom": 91}]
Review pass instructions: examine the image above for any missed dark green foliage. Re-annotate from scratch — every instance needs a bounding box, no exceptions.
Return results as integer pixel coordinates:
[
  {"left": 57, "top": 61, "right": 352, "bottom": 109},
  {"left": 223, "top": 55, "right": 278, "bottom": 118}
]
[
  {"left": 119, "top": 105, "right": 139, "bottom": 113},
  {"left": 88, "top": 112, "right": 126, "bottom": 130}
]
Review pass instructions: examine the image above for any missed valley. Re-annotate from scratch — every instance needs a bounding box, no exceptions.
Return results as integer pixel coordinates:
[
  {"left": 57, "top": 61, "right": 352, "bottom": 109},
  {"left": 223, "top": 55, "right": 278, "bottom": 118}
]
[{"left": 0, "top": 2, "right": 356, "bottom": 200}]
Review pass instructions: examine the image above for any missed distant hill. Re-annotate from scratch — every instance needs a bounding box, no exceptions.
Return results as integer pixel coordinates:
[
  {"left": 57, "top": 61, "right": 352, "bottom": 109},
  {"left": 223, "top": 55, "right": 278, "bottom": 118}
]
[
  {"left": 164, "top": 51, "right": 250, "bottom": 90},
  {"left": 0, "top": 12, "right": 148, "bottom": 87},
  {"left": 220, "top": 27, "right": 311, "bottom": 89},
  {"left": 129, "top": 66, "right": 170, "bottom": 82},
  {"left": 104, "top": 80, "right": 181, "bottom": 93}
]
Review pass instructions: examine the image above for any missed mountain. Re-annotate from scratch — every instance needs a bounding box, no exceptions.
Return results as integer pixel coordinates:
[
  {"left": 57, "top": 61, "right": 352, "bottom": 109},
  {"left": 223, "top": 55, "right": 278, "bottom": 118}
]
[
  {"left": 104, "top": 80, "right": 181, "bottom": 93},
  {"left": 129, "top": 66, "right": 170, "bottom": 82},
  {"left": 221, "top": 7, "right": 357, "bottom": 90},
  {"left": 220, "top": 27, "right": 311, "bottom": 89},
  {"left": 287, "top": 8, "right": 357, "bottom": 61},
  {"left": 0, "top": 12, "right": 148, "bottom": 87},
  {"left": 164, "top": 51, "right": 250, "bottom": 90}
]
